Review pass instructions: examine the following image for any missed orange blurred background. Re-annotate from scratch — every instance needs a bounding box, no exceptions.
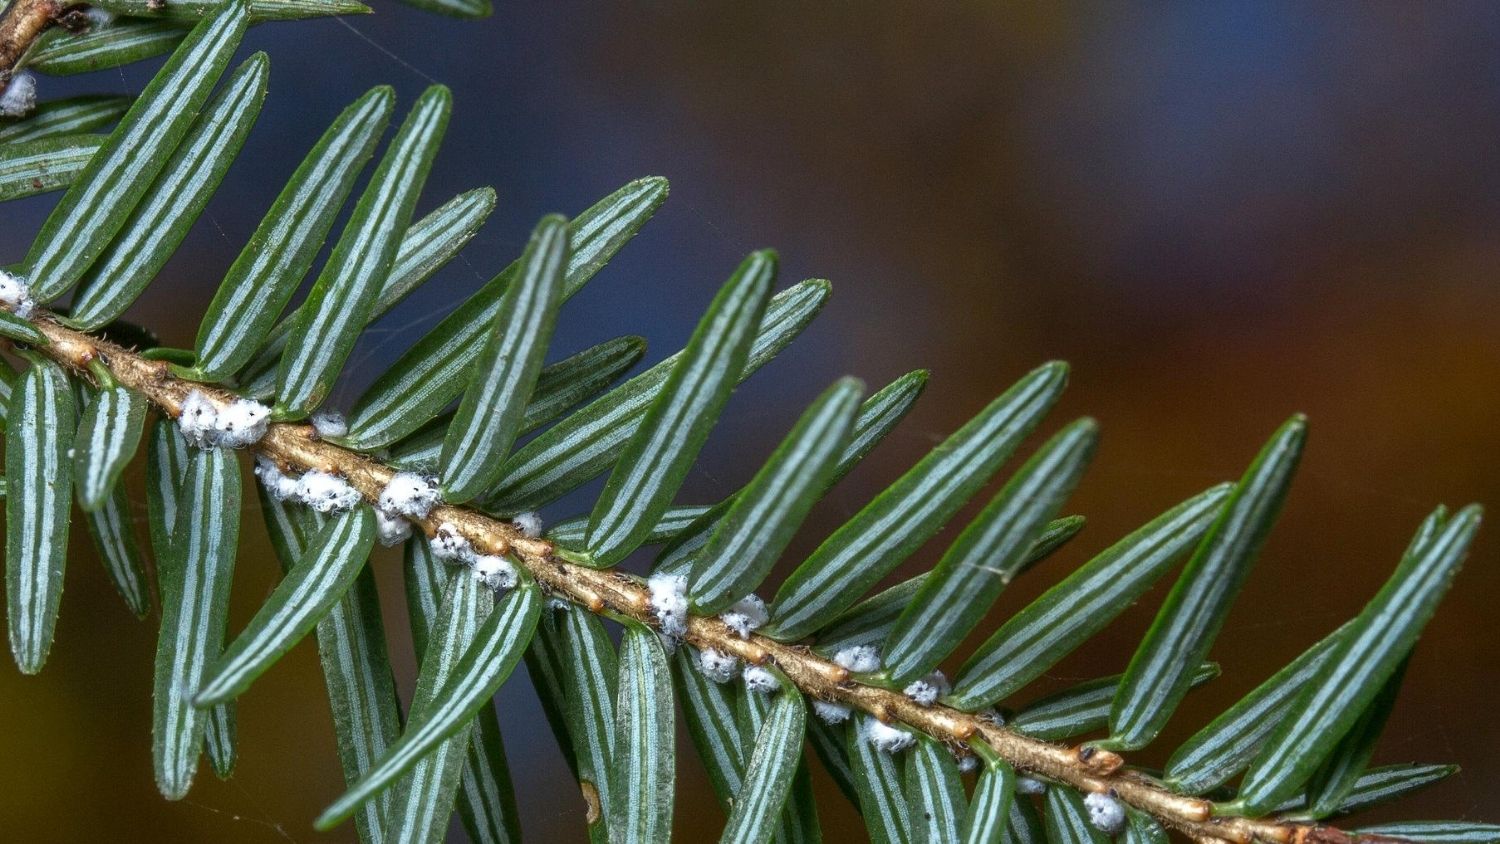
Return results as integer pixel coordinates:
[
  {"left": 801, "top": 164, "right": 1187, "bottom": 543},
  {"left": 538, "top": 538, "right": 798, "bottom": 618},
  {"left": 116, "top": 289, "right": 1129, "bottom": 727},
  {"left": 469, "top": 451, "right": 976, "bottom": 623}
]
[{"left": 0, "top": 2, "right": 1496, "bottom": 840}]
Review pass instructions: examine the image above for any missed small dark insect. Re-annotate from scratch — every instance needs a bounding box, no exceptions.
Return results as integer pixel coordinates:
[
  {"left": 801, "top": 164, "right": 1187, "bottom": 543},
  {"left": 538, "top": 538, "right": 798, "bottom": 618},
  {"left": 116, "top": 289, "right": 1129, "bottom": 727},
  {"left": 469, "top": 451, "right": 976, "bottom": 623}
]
[{"left": 55, "top": 6, "right": 95, "bottom": 34}]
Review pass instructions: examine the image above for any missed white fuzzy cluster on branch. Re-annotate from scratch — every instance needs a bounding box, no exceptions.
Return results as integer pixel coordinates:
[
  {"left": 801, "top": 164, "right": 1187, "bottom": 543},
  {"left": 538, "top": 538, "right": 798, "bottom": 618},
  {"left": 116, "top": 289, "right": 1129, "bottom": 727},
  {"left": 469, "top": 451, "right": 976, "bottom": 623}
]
[
  {"left": 0, "top": 310, "right": 1355, "bottom": 844},
  {"left": 179, "top": 390, "right": 271, "bottom": 449},
  {"left": 0, "top": 271, "right": 36, "bottom": 319}
]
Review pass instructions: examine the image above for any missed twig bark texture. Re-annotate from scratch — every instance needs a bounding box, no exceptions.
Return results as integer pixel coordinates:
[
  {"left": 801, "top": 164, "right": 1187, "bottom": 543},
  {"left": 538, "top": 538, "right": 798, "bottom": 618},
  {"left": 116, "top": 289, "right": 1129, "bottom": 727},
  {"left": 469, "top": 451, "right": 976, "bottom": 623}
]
[
  {"left": 18, "top": 310, "right": 1384, "bottom": 844},
  {"left": 0, "top": 0, "right": 62, "bottom": 88}
]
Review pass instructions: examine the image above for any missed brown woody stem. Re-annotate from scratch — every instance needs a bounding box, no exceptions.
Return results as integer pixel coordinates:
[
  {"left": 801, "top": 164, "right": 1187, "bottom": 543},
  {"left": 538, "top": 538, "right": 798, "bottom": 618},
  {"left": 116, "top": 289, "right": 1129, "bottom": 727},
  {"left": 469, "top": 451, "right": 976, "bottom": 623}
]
[
  {"left": 17, "top": 310, "right": 1382, "bottom": 844},
  {"left": 0, "top": 0, "right": 62, "bottom": 88}
]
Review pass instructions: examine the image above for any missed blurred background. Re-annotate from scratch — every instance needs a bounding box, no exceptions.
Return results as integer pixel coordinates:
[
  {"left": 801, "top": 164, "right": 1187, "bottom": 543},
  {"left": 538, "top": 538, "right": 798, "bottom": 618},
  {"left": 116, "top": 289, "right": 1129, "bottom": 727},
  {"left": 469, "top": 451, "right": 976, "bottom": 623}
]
[{"left": 1, "top": 1, "right": 1498, "bottom": 840}]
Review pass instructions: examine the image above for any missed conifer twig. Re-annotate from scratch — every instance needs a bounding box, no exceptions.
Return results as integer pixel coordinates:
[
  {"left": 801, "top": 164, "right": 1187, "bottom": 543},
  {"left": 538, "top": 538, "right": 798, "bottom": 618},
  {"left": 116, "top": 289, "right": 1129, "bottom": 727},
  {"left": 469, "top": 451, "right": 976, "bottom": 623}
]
[
  {"left": 15, "top": 308, "right": 1396, "bottom": 844},
  {"left": 0, "top": 0, "right": 62, "bottom": 88}
]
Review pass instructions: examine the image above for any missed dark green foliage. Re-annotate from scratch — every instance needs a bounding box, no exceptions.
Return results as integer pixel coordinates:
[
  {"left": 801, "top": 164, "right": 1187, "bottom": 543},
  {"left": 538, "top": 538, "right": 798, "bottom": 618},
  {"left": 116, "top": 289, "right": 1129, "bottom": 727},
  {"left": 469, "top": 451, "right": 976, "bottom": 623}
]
[
  {"left": 316, "top": 579, "right": 541, "bottom": 830},
  {"left": 86, "top": 0, "right": 368, "bottom": 20},
  {"left": 72, "top": 384, "right": 146, "bottom": 510},
  {"left": 407, "top": 538, "right": 524, "bottom": 844},
  {"left": 881, "top": 417, "right": 1097, "bottom": 686},
  {"left": 152, "top": 446, "right": 239, "bottom": 800},
  {"left": 1101, "top": 415, "right": 1306, "bottom": 751},
  {"left": 1231, "top": 505, "right": 1481, "bottom": 814},
  {"left": 196, "top": 506, "right": 376, "bottom": 705},
  {"left": 1012, "top": 663, "right": 1220, "bottom": 742},
  {"left": 27, "top": 18, "right": 186, "bottom": 76},
  {"left": 0, "top": 134, "right": 103, "bottom": 200},
  {"left": 720, "top": 680, "right": 807, "bottom": 843},
  {"left": 5, "top": 360, "right": 75, "bottom": 673},
  {"left": 343, "top": 177, "right": 669, "bottom": 449},
  {"left": 688, "top": 377, "right": 862, "bottom": 612},
  {"left": 275, "top": 86, "right": 451, "bottom": 418},
  {"left": 609, "top": 623, "right": 676, "bottom": 842},
  {"left": 586, "top": 251, "right": 773, "bottom": 566},
  {"left": 440, "top": 216, "right": 568, "bottom": 502},
  {"left": 1163, "top": 620, "right": 1349, "bottom": 795},
  {"left": 768, "top": 360, "right": 1069, "bottom": 640},
  {"left": 192, "top": 86, "right": 394, "bottom": 378},
  {"left": 951, "top": 483, "right": 1230, "bottom": 709},
  {"left": 22, "top": 2, "right": 248, "bottom": 301},
  {"left": 387, "top": 565, "right": 494, "bottom": 842},
  {"left": 484, "top": 278, "right": 828, "bottom": 517},
  {"left": 961, "top": 745, "right": 1016, "bottom": 844},
  {"left": 1355, "top": 822, "right": 1500, "bottom": 844},
  {"left": 1045, "top": 786, "right": 1110, "bottom": 844},
  {"left": 527, "top": 601, "right": 617, "bottom": 843},
  {"left": 82, "top": 483, "right": 151, "bottom": 617},
  {"left": 0, "top": 310, "right": 46, "bottom": 344},
  {"left": 847, "top": 717, "right": 913, "bottom": 843},
  {"left": 397, "top": 0, "right": 491, "bottom": 20},
  {"left": 654, "top": 368, "right": 927, "bottom": 580},
  {"left": 0, "top": 96, "right": 129, "bottom": 143},
  {"left": 266, "top": 489, "right": 402, "bottom": 842},
  {"left": 907, "top": 737, "right": 966, "bottom": 842}
]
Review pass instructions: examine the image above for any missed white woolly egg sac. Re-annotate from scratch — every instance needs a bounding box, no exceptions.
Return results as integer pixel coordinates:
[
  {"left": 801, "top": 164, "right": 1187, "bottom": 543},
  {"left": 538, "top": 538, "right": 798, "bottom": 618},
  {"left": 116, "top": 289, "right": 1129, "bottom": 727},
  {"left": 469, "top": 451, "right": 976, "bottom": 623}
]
[
  {"left": 861, "top": 716, "right": 915, "bottom": 754},
  {"left": 832, "top": 644, "right": 882, "bottom": 674},
  {"left": 813, "top": 700, "right": 852, "bottom": 725},
  {"left": 695, "top": 648, "right": 738, "bottom": 683},
  {"left": 379, "top": 472, "right": 442, "bottom": 519},
  {"left": 646, "top": 573, "right": 689, "bottom": 638},
  {"left": 512, "top": 511, "right": 543, "bottom": 538},
  {"left": 1084, "top": 791, "right": 1126, "bottom": 835},
  {"left": 742, "top": 665, "right": 779, "bottom": 694}
]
